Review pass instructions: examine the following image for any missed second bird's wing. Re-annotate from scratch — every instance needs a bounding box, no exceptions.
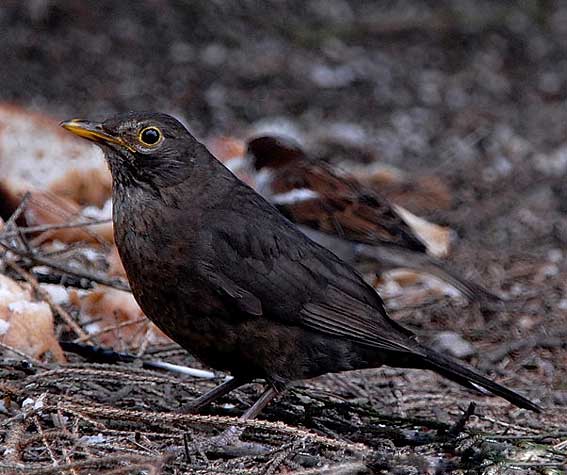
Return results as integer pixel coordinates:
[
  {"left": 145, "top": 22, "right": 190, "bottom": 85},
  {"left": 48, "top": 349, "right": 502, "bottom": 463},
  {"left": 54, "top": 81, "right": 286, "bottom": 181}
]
[{"left": 271, "top": 163, "right": 428, "bottom": 253}]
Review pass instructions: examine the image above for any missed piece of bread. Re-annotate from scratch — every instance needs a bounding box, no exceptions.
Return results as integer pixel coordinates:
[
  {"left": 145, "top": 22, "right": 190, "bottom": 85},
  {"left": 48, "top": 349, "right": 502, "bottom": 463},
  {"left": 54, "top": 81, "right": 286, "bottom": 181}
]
[
  {"left": 0, "top": 104, "right": 111, "bottom": 208},
  {"left": 0, "top": 105, "right": 113, "bottom": 241}
]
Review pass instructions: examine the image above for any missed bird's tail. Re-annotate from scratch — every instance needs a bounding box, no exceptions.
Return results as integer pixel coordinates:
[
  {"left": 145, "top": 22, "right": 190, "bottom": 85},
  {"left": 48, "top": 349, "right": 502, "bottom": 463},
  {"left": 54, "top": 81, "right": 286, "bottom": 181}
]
[
  {"left": 412, "top": 254, "right": 506, "bottom": 310},
  {"left": 355, "top": 244, "right": 507, "bottom": 311},
  {"left": 409, "top": 346, "right": 541, "bottom": 412}
]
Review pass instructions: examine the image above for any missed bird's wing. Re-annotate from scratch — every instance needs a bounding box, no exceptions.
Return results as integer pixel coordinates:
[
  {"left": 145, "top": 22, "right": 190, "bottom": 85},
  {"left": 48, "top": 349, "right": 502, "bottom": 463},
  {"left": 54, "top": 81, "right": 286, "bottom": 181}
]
[
  {"left": 271, "top": 163, "right": 428, "bottom": 253},
  {"left": 299, "top": 283, "right": 417, "bottom": 353},
  {"left": 202, "top": 194, "right": 419, "bottom": 354},
  {"left": 201, "top": 261, "right": 263, "bottom": 316}
]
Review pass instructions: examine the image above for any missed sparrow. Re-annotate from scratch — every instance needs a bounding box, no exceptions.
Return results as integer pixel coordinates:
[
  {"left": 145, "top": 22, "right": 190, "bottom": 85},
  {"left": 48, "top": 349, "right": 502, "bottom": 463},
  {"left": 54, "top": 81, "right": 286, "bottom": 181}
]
[
  {"left": 245, "top": 135, "right": 504, "bottom": 308},
  {"left": 61, "top": 112, "right": 540, "bottom": 425}
]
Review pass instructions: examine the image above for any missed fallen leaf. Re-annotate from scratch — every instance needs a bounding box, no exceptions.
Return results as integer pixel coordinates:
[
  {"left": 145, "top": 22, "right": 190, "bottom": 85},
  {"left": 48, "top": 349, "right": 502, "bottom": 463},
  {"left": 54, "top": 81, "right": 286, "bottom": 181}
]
[
  {"left": 71, "top": 287, "right": 171, "bottom": 350},
  {"left": 206, "top": 136, "right": 246, "bottom": 163},
  {"left": 0, "top": 104, "right": 111, "bottom": 207},
  {"left": 0, "top": 188, "right": 113, "bottom": 243},
  {"left": 107, "top": 246, "right": 126, "bottom": 278},
  {"left": 0, "top": 275, "right": 65, "bottom": 362}
]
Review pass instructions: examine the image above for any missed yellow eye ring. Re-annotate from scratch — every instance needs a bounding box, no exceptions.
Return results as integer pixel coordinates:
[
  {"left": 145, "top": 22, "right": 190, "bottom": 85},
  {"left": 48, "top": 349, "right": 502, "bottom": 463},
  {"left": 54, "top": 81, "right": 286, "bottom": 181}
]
[{"left": 138, "top": 126, "right": 162, "bottom": 146}]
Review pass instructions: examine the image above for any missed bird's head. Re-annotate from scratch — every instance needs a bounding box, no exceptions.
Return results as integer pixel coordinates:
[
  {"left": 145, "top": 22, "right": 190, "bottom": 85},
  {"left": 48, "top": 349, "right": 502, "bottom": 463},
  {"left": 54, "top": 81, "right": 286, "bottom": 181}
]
[
  {"left": 61, "top": 112, "right": 200, "bottom": 187},
  {"left": 246, "top": 135, "right": 306, "bottom": 172}
]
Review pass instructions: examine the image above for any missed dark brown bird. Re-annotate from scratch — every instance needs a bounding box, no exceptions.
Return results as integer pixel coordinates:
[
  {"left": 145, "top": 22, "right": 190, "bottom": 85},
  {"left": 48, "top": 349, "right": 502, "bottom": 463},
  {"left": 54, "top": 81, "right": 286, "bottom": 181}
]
[
  {"left": 61, "top": 112, "right": 540, "bottom": 422},
  {"left": 245, "top": 135, "right": 504, "bottom": 309}
]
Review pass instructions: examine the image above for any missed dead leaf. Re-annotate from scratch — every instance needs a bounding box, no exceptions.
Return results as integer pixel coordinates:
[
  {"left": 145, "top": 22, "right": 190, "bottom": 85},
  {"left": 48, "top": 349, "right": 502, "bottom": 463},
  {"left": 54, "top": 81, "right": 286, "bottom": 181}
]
[
  {"left": 71, "top": 287, "right": 171, "bottom": 350},
  {"left": 107, "top": 246, "right": 126, "bottom": 278},
  {"left": 0, "top": 275, "right": 65, "bottom": 362},
  {"left": 0, "top": 187, "right": 113, "bottom": 243},
  {"left": 207, "top": 136, "right": 246, "bottom": 163},
  {"left": 0, "top": 104, "right": 111, "bottom": 217}
]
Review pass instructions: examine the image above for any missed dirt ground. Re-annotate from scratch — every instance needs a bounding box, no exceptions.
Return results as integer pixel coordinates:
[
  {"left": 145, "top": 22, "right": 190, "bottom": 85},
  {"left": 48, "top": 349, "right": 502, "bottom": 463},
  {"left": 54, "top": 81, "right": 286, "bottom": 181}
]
[{"left": 0, "top": 1, "right": 566, "bottom": 474}]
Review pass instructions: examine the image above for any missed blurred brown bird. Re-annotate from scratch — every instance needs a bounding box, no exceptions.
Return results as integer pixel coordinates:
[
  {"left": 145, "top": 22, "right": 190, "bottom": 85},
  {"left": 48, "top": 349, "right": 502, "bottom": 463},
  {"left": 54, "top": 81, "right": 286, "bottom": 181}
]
[
  {"left": 245, "top": 135, "right": 504, "bottom": 309},
  {"left": 61, "top": 112, "right": 540, "bottom": 425}
]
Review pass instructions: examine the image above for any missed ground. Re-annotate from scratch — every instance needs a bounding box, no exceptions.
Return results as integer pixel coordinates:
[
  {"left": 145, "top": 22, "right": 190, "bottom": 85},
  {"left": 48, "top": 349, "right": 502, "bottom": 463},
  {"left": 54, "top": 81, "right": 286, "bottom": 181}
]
[{"left": 0, "top": 1, "right": 566, "bottom": 474}]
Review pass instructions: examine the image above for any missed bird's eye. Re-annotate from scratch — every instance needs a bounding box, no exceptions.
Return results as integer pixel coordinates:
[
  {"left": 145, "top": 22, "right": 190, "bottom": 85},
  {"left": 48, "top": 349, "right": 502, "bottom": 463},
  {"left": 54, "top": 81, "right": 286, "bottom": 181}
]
[{"left": 139, "top": 127, "right": 162, "bottom": 146}]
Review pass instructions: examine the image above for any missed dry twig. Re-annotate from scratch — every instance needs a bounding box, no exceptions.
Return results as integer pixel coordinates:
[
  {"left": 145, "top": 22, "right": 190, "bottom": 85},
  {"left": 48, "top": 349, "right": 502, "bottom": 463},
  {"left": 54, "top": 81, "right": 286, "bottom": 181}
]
[
  {"left": 46, "top": 398, "right": 371, "bottom": 454},
  {"left": 0, "top": 240, "right": 129, "bottom": 291},
  {"left": 0, "top": 219, "right": 111, "bottom": 240},
  {"left": 0, "top": 342, "right": 48, "bottom": 368}
]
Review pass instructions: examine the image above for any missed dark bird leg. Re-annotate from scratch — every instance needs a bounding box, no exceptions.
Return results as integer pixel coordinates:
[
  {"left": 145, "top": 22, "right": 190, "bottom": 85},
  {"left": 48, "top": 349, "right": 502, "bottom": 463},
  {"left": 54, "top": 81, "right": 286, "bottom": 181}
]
[
  {"left": 180, "top": 377, "right": 248, "bottom": 413},
  {"left": 180, "top": 382, "right": 282, "bottom": 455},
  {"left": 208, "top": 384, "right": 283, "bottom": 449},
  {"left": 241, "top": 385, "right": 281, "bottom": 420}
]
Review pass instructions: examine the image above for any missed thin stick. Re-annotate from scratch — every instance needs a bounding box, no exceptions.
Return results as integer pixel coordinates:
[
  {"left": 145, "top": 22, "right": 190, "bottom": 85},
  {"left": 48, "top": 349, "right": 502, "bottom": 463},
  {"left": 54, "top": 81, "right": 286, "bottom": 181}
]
[
  {"left": 0, "top": 240, "right": 130, "bottom": 291},
  {"left": 73, "top": 318, "right": 146, "bottom": 343},
  {"left": 48, "top": 399, "right": 371, "bottom": 453},
  {"left": 447, "top": 402, "right": 476, "bottom": 437},
  {"left": 486, "top": 332, "right": 567, "bottom": 365},
  {"left": 0, "top": 193, "right": 31, "bottom": 262},
  {"left": 0, "top": 454, "right": 171, "bottom": 475},
  {"left": 0, "top": 219, "right": 111, "bottom": 240},
  {"left": 59, "top": 342, "right": 218, "bottom": 379},
  {"left": 32, "top": 416, "right": 60, "bottom": 468},
  {"left": 135, "top": 327, "right": 152, "bottom": 357},
  {"left": 2, "top": 420, "right": 26, "bottom": 465},
  {"left": 0, "top": 342, "right": 48, "bottom": 369},
  {"left": 285, "top": 463, "right": 369, "bottom": 475},
  {"left": 4, "top": 192, "right": 31, "bottom": 230},
  {"left": 144, "top": 360, "right": 217, "bottom": 379}
]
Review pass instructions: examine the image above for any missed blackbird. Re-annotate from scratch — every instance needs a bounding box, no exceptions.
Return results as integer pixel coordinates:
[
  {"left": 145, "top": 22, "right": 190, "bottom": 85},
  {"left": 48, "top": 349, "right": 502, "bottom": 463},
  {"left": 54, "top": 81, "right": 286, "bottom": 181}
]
[
  {"left": 61, "top": 112, "right": 541, "bottom": 420},
  {"left": 245, "top": 135, "right": 504, "bottom": 309}
]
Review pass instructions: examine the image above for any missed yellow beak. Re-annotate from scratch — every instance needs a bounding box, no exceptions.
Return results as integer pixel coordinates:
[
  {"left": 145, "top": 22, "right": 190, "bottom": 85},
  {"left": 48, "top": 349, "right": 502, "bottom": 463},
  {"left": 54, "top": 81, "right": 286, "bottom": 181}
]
[{"left": 60, "top": 119, "right": 132, "bottom": 150}]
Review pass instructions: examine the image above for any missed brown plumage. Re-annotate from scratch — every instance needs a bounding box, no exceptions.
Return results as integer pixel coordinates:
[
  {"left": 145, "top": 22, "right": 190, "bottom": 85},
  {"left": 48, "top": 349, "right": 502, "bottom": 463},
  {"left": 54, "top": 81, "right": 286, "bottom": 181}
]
[
  {"left": 246, "top": 135, "right": 505, "bottom": 309},
  {"left": 61, "top": 112, "right": 541, "bottom": 421}
]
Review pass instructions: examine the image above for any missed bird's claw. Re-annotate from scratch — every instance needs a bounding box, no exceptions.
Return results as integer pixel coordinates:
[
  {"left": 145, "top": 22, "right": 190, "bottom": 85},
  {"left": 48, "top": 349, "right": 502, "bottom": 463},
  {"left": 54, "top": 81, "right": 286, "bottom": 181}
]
[
  {"left": 207, "top": 425, "right": 243, "bottom": 447},
  {"left": 182, "top": 426, "right": 270, "bottom": 459}
]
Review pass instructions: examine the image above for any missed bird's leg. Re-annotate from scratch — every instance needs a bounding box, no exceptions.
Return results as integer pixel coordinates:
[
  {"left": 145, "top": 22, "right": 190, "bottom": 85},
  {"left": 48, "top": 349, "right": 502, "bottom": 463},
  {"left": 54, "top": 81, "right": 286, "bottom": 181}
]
[
  {"left": 206, "top": 384, "right": 283, "bottom": 449},
  {"left": 180, "top": 377, "right": 247, "bottom": 413},
  {"left": 241, "top": 385, "right": 280, "bottom": 420}
]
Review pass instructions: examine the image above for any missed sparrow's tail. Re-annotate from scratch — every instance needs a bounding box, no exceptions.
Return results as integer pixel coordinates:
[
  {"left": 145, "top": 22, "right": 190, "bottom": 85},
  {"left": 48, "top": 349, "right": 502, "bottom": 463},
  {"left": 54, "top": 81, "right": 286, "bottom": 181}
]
[
  {"left": 355, "top": 244, "right": 507, "bottom": 311},
  {"left": 405, "top": 346, "right": 541, "bottom": 412},
  {"left": 411, "top": 254, "right": 506, "bottom": 310}
]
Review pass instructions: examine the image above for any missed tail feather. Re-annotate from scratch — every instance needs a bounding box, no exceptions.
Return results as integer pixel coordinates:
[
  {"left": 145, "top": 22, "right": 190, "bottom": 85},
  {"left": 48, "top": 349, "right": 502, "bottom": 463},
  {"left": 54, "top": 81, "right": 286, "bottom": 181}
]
[
  {"left": 354, "top": 244, "right": 506, "bottom": 311},
  {"left": 415, "top": 346, "right": 541, "bottom": 412},
  {"left": 416, "top": 257, "right": 505, "bottom": 310}
]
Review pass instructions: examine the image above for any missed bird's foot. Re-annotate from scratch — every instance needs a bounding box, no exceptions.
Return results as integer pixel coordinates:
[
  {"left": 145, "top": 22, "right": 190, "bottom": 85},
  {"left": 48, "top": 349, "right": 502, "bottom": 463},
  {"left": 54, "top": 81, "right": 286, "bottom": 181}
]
[
  {"left": 182, "top": 426, "right": 270, "bottom": 459},
  {"left": 207, "top": 425, "right": 243, "bottom": 447}
]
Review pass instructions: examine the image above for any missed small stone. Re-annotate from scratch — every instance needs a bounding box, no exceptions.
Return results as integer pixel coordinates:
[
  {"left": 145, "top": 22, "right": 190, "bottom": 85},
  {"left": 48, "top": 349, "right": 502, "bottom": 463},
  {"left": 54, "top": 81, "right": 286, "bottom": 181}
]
[
  {"left": 432, "top": 331, "right": 477, "bottom": 359},
  {"left": 79, "top": 433, "right": 106, "bottom": 445},
  {"left": 547, "top": 248, "right": 563, "bottom": 263}
]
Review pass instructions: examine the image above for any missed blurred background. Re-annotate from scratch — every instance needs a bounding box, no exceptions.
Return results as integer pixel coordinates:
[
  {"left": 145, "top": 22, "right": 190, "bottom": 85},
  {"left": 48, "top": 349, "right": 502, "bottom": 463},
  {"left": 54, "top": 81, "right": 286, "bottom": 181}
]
[
  {"left": 2, "top": 1, "right": 567, "bottom": 241},
  {"left": 0, "top": 1, "right": 566, "bottom": 473},
  {"left": 2, "top": 1, "right": 566, "bottom": 143}
]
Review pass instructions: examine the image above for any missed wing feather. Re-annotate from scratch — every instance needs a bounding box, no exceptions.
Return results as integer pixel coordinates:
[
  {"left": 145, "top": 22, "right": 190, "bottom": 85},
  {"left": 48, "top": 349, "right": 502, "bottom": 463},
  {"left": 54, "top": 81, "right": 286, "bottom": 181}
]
[
  {"left": 203, "top": 198, "right": 419, "bottom": 353},
  {"left": 272, "top": 163, "right": 427, "bottom": 252}
]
